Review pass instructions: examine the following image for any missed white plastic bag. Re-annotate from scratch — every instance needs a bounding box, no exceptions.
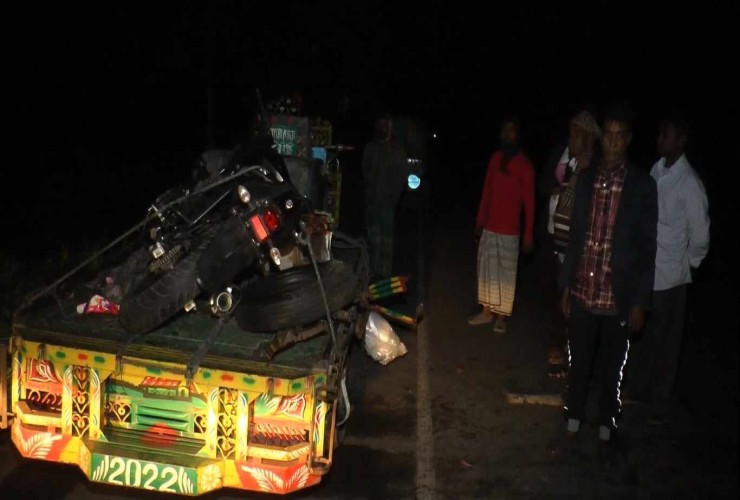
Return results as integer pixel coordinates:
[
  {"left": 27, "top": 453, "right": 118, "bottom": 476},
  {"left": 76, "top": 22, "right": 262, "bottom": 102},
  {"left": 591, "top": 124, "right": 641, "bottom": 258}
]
[{"left": 364, "top": 311, "right": 408, "bottom": 365}]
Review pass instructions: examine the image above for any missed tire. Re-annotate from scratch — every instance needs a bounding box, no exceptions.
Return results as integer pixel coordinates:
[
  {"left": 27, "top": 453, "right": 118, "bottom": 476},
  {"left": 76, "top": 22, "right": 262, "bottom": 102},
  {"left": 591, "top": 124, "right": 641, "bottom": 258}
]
[
  {"left": 119, "top": 237, "right": 210, "bottom": 335},
  {"left": 235, "top": 260, "right": 359, "bottom": 333}
]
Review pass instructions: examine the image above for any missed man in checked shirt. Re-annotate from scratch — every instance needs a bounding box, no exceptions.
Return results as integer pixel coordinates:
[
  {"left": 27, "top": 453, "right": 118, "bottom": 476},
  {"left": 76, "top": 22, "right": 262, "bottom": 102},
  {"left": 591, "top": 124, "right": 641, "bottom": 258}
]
[{"left": 548, "top": 104, "right": 658, "bottom": 464}]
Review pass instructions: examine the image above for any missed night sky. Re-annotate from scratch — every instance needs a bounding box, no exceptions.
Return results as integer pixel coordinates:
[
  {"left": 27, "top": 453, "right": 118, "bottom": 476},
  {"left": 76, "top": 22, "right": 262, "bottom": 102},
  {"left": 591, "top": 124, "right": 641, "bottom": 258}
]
[{"left": 6, "top": 2, "right": 736, "bottom": 261}]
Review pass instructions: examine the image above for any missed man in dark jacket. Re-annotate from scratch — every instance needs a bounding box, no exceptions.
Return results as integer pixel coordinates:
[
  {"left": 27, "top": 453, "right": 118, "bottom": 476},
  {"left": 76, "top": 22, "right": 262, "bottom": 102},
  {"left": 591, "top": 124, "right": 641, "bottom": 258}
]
[
  {"left": 549, "top": 104, "right": 658, "bottom": 463},
  {"left": 538, "top": 110, "right": 601, "bottom": 376},
  {"left": 361, "top": 113, "right": 408, "bottom": 278}
]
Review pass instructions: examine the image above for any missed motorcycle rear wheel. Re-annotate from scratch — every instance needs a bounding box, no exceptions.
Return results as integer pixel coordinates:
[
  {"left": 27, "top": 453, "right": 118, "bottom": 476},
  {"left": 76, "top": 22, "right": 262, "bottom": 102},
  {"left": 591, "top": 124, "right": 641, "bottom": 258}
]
[{"left": 119, "top": 236, "right": 212, "bottom": 334}]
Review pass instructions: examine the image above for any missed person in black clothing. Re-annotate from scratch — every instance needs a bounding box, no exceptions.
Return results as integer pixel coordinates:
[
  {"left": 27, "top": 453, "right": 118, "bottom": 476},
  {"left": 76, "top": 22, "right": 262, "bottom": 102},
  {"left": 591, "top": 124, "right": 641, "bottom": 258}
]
[{"left": 538, "top": 110, "right": 601, "bottom": 377}]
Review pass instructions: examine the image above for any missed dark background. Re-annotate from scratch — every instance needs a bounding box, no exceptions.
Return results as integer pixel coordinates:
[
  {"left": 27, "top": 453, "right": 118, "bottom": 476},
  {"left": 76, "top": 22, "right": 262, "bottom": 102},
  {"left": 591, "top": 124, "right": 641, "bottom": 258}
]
[
  {"left": 4, "top": 2, "right": 737, "bottom": 304},
  {"left": 0, "top": 4, "right": 737, "bottom": 495}
]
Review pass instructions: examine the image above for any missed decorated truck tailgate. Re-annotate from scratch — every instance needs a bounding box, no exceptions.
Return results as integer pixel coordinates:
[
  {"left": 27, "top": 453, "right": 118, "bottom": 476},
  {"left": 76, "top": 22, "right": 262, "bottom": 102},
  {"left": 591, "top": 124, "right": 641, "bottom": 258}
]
[{"left": 5, "top": 302, "right": 350, "bottom": 495}]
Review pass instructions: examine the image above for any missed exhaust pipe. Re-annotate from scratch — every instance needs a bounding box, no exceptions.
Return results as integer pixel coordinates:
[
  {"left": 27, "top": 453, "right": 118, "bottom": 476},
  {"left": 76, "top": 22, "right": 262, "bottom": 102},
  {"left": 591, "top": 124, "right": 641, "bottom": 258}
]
[
  {"left": 213, "top": 290, "right": 233, "bottom": 312},
  {"left": 207, "top": 286, "right": 240, "bottom": 316}
]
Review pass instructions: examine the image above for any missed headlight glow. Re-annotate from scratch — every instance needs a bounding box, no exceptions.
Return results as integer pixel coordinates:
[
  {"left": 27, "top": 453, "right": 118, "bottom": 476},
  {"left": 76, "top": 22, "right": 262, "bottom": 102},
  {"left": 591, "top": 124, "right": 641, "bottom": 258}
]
[{"left": 237, "top": 185, "right": 251, "bottom": 204}]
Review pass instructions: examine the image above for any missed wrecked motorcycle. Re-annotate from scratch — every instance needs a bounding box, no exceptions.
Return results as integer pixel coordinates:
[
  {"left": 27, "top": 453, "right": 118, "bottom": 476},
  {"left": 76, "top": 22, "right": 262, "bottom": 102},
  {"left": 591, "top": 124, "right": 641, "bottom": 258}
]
[
  {"left": 115, "top": 109, "right": 362, "bottom": 334},
  {"left": 118, "top": 135, "right": 363, "bottom": 335}
]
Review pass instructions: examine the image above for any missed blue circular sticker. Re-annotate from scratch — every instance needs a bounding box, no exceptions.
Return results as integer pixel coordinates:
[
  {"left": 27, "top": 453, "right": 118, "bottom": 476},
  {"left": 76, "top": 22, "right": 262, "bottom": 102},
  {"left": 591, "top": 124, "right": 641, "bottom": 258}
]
[{"left": 407, "top": 174, "right": 421, "bottom": 190}]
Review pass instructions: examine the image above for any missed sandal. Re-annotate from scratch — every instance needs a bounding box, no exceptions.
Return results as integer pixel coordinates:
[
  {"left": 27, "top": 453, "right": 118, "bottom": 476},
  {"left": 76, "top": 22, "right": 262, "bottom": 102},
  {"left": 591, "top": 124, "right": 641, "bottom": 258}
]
[
  {"left": 468, "top": 311, "right": 494, "bottom": 326},
  {"left": 548, "top": 365, "right": 568, "bottom": 379},
  {"left": 547, "top": 346, "right": 565, "bottom": 365},
  {"left": 493, "top": 316, "right": 507, "bottom": 333}
]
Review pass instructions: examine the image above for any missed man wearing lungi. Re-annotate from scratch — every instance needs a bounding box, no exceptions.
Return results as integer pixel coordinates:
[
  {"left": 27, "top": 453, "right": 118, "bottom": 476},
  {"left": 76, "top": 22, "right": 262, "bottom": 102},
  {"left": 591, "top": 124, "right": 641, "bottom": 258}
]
[
  {"left": 362, "top": 113, "right": 408, "bottom": 279},
  {"left": 469, "top": 116, "right": 535, "bottom": 333}
]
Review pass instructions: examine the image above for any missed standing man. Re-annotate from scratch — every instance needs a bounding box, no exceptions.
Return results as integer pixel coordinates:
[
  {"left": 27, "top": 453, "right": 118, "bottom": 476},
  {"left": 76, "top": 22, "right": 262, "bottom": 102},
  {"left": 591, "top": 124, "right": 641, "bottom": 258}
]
[
  {"left": 550, "top": 104, "right": 658, "bottom": 462},
  {"left": 539, "top": 110, "right": 601, "bottom": 375},
  {"left": 627, "top": 113, "right": 710, "bottom": 425},
  {"left": 468, "top": 116, "right": 535, "bottom": 333},
  {"left": 547, "top": 111, "right": 601, "bottom": 259},
  {"left": 362, "top": 113, "right": 408, "bottom": 279}
]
